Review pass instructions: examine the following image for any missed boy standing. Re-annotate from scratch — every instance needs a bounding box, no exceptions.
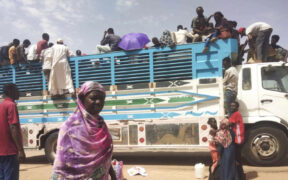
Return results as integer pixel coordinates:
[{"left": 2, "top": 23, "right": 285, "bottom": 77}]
[{"left": 0, "top": 83, "right": 25, "bottom": 180}]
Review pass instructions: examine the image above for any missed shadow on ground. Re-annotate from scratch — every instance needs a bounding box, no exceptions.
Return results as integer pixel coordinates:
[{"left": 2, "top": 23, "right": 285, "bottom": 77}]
[
  {"left": 113, "top": 152, "right": 212, "bottom": 166},
  {"left": 23, "top": 155, "right": 50, "bottom": 165},
  {"left": 23, "top": 151, "right": 288, "bottom": 167}
]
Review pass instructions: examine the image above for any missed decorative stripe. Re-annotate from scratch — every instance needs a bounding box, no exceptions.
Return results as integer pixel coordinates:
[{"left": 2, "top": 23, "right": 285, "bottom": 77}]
[
  {"left": 19, "top": 111, "right": 218, "bottom": 124},
  {"left": 17, "top": 96, "right": 196, "bottom": 111}
]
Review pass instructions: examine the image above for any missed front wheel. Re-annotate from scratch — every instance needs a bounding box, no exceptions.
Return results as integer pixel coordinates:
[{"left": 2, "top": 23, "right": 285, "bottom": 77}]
[
  {"left": 243, "top": 126, "right": 287, "bottom": 166},
  {"left": 44, "top": 132, "right": 58, "bottom": 164}
]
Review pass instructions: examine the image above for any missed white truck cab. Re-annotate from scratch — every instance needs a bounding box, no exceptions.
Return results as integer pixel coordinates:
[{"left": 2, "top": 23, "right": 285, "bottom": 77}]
[{"left": 237, "top": 62, "right": 288, "bottom": 165}]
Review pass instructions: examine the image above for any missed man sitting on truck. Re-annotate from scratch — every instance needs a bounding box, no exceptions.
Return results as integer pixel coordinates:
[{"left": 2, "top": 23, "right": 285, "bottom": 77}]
[
  {"left": 191, "top": 6, "right": 212, "bottom": 42},
  {"left": 96, "top": 28, "right": 121, "bottom": 54},
  {"left": 268, "top": 34, "right": 288, "bottom": 62},
  {"left": 172, "top": 25, "right": 195, "bottom": 45},
  {"left": 223, "top": 57, "right": 238, "bottom": 117},
  {"left": 229, "top": 101, "right": 245, "bottom": 180}
]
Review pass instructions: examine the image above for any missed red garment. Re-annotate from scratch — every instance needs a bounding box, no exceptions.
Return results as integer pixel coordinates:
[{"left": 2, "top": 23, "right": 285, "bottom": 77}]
[
  {"left": 37, "top": 40, "right": 48, "bottom": 57},
  {"left": 229, "top": 111, "right": 245, "bottom": 144},
  {"left": 218, "top": 29, "right": 232, "bottom": 39},
  {"left": 0, "top": 98, "right": 23, "bottom": 155},
  {"left": 210, "top": 150, "right": 219, "bottom": 172}
]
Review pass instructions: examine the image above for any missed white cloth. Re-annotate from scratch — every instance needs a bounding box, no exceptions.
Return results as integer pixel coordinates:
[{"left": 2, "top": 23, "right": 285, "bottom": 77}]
[
  {"left": 246, "top": 22, "right": 272, "bottom": 36},
  {"left": 40, "top": 47, "right": 53, "bottom": 70},
  {"left": 96, "top": 45, "right": 111, "bottom": 54},
  {"left": 48, "top": 44, "right": 75, "bottom": 95},
  {"left": 173, "top": 29, "right": 194, "bottom": 45},
  {"left": 223, "top": 66, "right": 238, "bottom": 92},
  {"left": 27, "top": 44, "right": 38, "bottom": 61}
]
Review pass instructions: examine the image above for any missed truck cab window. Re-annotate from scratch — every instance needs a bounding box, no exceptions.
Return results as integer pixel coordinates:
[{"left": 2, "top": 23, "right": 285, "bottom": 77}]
[
  {"left": 261, "top": 66, "right": 288, "bottom": 93},
  {"left": 242, "top": 68, "right": 251, "bottom": 90}
]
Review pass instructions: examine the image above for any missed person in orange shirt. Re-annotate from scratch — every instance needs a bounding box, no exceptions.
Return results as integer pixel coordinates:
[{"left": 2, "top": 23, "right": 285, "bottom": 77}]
[
  {"left": 207, "top": 117, "right": 219, "bottom": 173},
  {"left": 8, "top": 39, "right": 20, "bottom": 65}
]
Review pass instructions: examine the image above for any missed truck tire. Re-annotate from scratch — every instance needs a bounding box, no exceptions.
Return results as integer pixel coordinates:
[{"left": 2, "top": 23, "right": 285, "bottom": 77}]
[
  {"left": 243, "top": 126, "right": 287, "bottom": 166},
  {"left": 44, "top": 132, "right": 58, "bottom": 164}
]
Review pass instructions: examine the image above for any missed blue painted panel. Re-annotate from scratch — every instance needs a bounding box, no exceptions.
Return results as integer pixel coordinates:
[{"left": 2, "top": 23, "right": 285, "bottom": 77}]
[{"left": 19, "top": 110, "right": 219, "bottom": 124}]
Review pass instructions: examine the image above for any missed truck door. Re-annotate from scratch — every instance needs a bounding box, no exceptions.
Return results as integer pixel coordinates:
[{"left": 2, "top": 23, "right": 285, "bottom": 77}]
[
  {"left": 237, "top": 65, "right": 260, "bottom": 118},
  {"left": 259, "top": 65, "right": 288, "bottom": 121}
]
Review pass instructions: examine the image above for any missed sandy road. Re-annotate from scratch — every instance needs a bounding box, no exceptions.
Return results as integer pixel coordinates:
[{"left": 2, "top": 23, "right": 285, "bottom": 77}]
[{"left": 20, "top": 150, "right": 288, "bottom": 180}]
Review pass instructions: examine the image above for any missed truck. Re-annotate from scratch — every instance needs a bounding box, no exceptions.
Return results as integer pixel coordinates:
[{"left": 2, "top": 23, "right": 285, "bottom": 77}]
[{"left": 0, "top": 38, "right": 287, "bottom": 166}]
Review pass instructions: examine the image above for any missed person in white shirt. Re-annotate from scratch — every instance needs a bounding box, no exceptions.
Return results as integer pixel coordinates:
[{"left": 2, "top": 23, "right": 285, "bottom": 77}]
[
  {"left": 27, "top": 44, "right": 38, "bottom": 61},
  {"left": 223, "top": 57, "right": 238, "bottom": 117},
  {"left": 40, "top": 43, "right": 54, "bottom": 85},
  {"left": 172, "top": 25, "right": 195, "bottom": 45},
  {"left": 239, "top": 22, "right": 273, "bottom": 62},
  {"left": 49, "top": 39, "right": 75, "bottom": 96}
]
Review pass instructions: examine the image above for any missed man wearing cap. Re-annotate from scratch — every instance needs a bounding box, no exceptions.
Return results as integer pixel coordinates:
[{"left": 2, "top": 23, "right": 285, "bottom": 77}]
[
  {"left": 239, "top": 22, "right": 273, "bottom": 62},
  {"left": 48, "top": 39, "right": 75, "bottom": 96}
]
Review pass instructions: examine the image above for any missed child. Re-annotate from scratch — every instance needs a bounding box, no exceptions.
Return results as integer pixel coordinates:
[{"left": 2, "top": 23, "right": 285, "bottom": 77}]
[{"left": 207, "top": 117, "right": 219, "bottom": 172}]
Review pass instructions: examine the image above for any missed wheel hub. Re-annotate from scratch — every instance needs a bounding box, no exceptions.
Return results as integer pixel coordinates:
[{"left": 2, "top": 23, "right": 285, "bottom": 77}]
[
  {"left": 260, "top": 142, "right": 270, "bottom": 151},
  {"left": 254, "top": 135, "right": 277, "bottom": 158}
]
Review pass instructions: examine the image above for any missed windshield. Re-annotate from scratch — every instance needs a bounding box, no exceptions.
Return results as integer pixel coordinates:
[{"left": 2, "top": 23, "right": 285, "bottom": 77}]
[{"left": 261, "top": 66, "right": 288, "bottom": 93}]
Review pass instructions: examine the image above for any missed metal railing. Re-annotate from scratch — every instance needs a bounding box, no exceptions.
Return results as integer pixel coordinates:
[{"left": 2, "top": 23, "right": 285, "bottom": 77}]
[{"left": 0, "top": 39, "right": 238, "bottom": 94}]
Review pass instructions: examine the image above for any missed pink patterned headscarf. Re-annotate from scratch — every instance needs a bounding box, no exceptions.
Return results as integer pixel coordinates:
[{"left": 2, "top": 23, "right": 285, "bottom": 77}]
[
  {"left": 53, "top": 81, "right": 113, "bottom": 180},
  {"left": 216, "top": 118, "right": 232, "bottom": 148}
]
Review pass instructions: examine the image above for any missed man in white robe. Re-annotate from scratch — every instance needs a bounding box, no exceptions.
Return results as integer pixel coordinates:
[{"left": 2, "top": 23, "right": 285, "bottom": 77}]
[{"left": 49, "top": 39, "right": 74, "bottom": 95}]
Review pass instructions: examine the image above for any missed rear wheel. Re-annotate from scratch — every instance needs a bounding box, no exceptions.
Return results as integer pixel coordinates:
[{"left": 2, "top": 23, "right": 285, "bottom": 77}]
[
  {"left": 44, "top": 132, "right": 58, "bottom": 164},
  {"left": 243, "top": 126, "right": 287, "bottom": 166}
]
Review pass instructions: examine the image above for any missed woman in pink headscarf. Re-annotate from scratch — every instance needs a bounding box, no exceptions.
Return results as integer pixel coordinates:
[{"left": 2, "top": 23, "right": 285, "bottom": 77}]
[
  {"left": 216, "top": 118, "right": 239, "bottom": 180},
  {"left": 52, "top": 81, "right": 116, "bottom": 180}
]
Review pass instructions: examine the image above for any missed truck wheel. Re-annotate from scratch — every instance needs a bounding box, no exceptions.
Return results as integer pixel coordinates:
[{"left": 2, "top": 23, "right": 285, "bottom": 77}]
[
  {"left": 243, "top": 126, "right": 287, "bottom": 166},
  {"left": 44, "top": 132, "right": 58, "bottom": 164}
]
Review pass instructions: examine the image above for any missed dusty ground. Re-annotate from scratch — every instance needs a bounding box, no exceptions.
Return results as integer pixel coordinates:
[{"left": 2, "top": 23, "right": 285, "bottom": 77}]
[{"left": 20, "top": 150, "right": 288, "bottom": 180}]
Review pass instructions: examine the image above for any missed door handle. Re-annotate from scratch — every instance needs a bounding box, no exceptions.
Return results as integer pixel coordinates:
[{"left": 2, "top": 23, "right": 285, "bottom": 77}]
[{"left": 261, "top": 99, "right": 273, "bottom": 103}]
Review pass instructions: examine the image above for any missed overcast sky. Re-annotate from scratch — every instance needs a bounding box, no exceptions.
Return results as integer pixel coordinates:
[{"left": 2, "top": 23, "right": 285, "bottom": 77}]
[{"left": 0, "top": 0, "right": 287, "bottom": 54}]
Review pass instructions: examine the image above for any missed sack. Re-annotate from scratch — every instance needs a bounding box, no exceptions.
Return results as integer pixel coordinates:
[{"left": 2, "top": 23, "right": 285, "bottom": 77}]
[
  {"left": 208, "top": 161, "right": 220, "bottom": 180},
  {"left": 112, "top": 159, "right": 123, "bottom": 180}
]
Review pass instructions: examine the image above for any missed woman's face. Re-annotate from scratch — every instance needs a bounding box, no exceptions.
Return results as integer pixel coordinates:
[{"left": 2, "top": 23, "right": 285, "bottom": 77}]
[{"left": 83, "top": 90, "right": 105, "bottom": 116}]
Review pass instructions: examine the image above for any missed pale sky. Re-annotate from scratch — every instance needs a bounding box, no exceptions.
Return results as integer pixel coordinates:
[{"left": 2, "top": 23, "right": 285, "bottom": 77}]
[{"left": 0, "top": 0, "right": 287, "bottom": 54}]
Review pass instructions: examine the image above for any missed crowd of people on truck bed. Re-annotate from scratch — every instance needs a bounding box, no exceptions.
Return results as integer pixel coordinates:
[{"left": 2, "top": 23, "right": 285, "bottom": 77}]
[
  {"left": 0, "top": 33, "right": 75, "bottom": 96},
  {"left": 1, "top": 7, "right": 287, "bottom": 66},
  {"left": 0, "top": 6, "right": 287, "bottom": 180},
  {"left": 95, "top": 7, "right": 287, "bottom": 63},
  {"left": 0, "top": 6, "right": 287, "bottom": 97}
]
